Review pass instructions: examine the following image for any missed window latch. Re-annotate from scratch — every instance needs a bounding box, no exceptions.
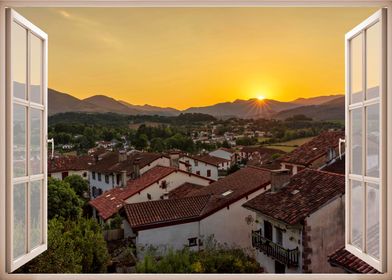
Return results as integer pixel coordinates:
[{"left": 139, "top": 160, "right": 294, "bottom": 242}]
[
  {"left": 47, "top": 138, "right": 54, "bottom": 159},
  {"left": 338, "top": 138, "right": 345, "bottom": 160}
]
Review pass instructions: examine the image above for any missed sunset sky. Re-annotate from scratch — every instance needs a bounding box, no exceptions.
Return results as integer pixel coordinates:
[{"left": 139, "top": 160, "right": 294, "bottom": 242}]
[{"left": 17, "top": 7, "right": 377, "bottom": 110}]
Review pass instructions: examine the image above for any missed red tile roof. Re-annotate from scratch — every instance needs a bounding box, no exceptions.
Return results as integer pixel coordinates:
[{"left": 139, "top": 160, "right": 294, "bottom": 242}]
[
  {"left": 168, "top": 182, "right": 207, "bottom": 199},
  {"left": 124, "top": 166, "right": 271, "bottom": 231},
  {"left": 243, "top": 168, "right": 345, "bottom": 225},
  {"left": 89, "top": 166, "right": 213, "bottom": 220},
  {"left": 195, "top": 155, "right": 230, "bottom": 166},
  {"left": 328, "top": 247, "right": 380, "bottom": 274},
  {"left": 48, "top": 155, "right": 93, "bottom": 173},
  {"left": 241, "top": 146, "right": 284, "bottom": 155},
  {"left": 278, "top": 131, "right": 344, "bottom": 166}
]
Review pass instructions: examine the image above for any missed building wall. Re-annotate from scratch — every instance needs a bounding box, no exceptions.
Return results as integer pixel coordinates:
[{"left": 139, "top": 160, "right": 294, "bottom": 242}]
[
  {"left": 200, "top": 187, "right": 268, "bottom": 249},
  {"left": 253, "top": 213, "right": 303, "bottom": 273},
  {"left": 125, "top": 171, "right": 211, "bottom": 204},
  {"left": 50, "top": 170, "right": 88, "bottom": 181},
  {"left": 179, "top": 156, "right": 218, "bottom": 181},
  {"left": 305, "top": 195, "right": 345, "bottom": 273}
]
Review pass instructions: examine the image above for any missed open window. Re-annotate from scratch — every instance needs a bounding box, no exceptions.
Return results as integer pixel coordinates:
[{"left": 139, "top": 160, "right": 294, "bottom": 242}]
[
  {"left": 6, "top": 9, "right": 48, "bottom": 272},
  {"left": 345, "top": 8, "right": 387, "bottom": 272}
]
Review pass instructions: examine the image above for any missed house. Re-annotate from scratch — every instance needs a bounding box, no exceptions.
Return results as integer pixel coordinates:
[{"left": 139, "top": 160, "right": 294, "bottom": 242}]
[
  {"left": 179, "top": 155, "right": 220, "bottom": 180},
  {"left": 278, "top": 130, "right": 345, "bottom": 175},
  {"left": 89, "top": 166, "right": 213, "bottom": 223},
  {"left": 88, "top": 151, "right": 172, "bottom": 198},
  {"left": 122, "top": 166, "right": 271, "bottom": 257},
  {"left": 208, "top": 147, "right": 236, "bottom": 165},
  {"left": 328, "top": 247, "right": 380, "bottom": 274},
  {"left": 243, "top": 168, "right": 345, "bottom": 273},
  {"left": 239, "top": 146, "right": 285, "bottom": 165},
  {"left": 48, "top": 155, "right": 93, "bottom": 180}
]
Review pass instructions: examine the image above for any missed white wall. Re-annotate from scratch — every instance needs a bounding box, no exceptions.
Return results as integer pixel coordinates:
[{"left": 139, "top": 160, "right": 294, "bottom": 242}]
[
  {"left": 200, "top": 187, "right": 267, "bottom": 249},
  {"left": 179, "top": 156, "right": 218, "bottom": 181},
  {"left": 50, "top": 170, "right": 88, "bottom": 181},
  {"left": 125, "top": 171, "right": 211, "bottom": 204}
]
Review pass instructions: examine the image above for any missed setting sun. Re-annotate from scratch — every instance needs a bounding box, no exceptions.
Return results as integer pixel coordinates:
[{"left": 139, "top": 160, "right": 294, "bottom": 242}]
[{"left": 257, "top": 95, "right": 265, "bottom": 101}]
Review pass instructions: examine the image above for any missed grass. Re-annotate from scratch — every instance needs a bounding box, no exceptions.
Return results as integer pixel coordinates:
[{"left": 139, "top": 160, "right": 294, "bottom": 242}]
[
  {"left": 265, "top": 136, "right": 315, "bottom": 153},
  {"left": 257, "top": 137, "right": 271, "bottom": 143}
]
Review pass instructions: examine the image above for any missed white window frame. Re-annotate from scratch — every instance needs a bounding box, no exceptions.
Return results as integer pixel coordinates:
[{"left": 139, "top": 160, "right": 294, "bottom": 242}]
[
  {"left": 5, "top": 8, "right": 48, "bottom": 273},
  {"left": 0, "top": 1, "right": 391, "bottom": 280},
  {"left": 345, "top": 8, "right": 387, "bottom": 272}
]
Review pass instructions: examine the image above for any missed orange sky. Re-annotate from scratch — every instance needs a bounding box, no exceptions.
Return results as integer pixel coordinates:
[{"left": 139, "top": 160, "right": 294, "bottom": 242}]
[{"left": 17, "top": 7, "right": 377, "bottom": 110}]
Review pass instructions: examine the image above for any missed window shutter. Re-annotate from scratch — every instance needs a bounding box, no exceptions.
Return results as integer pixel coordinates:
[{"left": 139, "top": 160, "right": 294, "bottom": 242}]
[
  {"left": 6, "top": 8, "right": 48, "bottom": 272},
  {"left": 345, "top": 8, "right": 387, "bottom": 272}
]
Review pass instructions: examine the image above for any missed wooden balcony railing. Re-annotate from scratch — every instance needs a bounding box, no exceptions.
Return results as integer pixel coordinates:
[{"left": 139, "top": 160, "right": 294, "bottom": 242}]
[{"left": 252, "top": 229, "right": 299, "bottom": 267}]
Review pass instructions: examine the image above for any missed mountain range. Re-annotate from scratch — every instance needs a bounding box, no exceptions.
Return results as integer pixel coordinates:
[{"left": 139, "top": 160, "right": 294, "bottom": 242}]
[{"left": 48, "top": 88, "right": 344, "bottom": 120}]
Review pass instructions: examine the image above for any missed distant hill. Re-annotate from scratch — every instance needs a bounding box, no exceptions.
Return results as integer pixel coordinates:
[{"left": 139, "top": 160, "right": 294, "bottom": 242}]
[
  {"left": 291, "top": 94, "right": 344, "bottom": 106},
  {"left": 183, "top": 98, "right": 300, "bottom": 119},
  {"left": 274, "top": 96, "right": 344, "bottom": 121},
  {"left": 48, "top": 87, "right": 344, "bottom": 119}
]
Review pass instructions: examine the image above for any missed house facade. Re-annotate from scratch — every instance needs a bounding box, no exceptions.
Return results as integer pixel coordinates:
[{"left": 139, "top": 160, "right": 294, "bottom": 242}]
[
  {"left": 122, "top": 166, "right": 271, "bottom": 258},
  {"left": 48, "top": 155, "right": 93, "bottom": 180},
  {"left": 208, "top": 148, "right": 235, "bottom": 164},
  {"left": 179, "top": 155, "right": 219, "bottom": 180},
  {"left": 243, "top": 168, "right": 345, "bottom": 273}
]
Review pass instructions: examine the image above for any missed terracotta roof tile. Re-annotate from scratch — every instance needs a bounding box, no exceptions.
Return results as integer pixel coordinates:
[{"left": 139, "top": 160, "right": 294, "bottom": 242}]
[
  {"left": 168, "top": 182, "right": 207, "bottom": 199},
  {"left": 48, "top": 155, "right": 93, "bottom": 173},
  {"left": 124, "top": 166, "right": 271, "bottom": 231},
  {"left": 278, "top": 131, "right": 344, "bottom": 166},
  {"left": 328, "top": 247, "right": 380, "bottom": 274},
  {"left": 243, "top": 168, "right": 345, "bottom": 225}
]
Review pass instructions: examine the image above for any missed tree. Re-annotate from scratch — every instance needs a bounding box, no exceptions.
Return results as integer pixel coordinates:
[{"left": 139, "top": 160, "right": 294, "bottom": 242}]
[
  {"left": 48, "top": 178, "right": 82, "bottom": 220},
  {"left": 20, "top": 218, "right": 110, "bottom": 273},
  {"left": 64, "top": 174, "right": 89, "bottom": 197}
]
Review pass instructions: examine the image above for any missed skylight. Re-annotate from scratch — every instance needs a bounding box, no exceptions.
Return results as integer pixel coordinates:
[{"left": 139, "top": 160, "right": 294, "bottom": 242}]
[{"left": 222, "top": 190, "right": 233, "bottom": 196}]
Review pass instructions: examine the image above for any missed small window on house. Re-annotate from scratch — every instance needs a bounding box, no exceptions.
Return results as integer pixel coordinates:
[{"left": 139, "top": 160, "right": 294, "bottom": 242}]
[
  {"left": 160, "top": 180, "right": 167, "bottom": 189},
  {"left": 98, "top": 188, "right": 103, "bottom": 196},
  {"left": 194, "top": 160, "right": 198, "bottom": 166},
  {"left": 98, "top": 173, "right": 102, "bottom": 181},
  {"left": 61, "top": 171, "right": 68, "bottom": 180},
  {"left": 275, "top": 227, "right": 283, "bottom": 246},
  {"left": 92, "top": 171, "right": 96, "bottom": 180},
  {"left": 207, "top": 169, "right": 211, "bottom": 177},
  {"left": 147, "top": 193, "right": 152, "bottom": 200},
  {"left": 83, "top": 172, "right": 87, "bottom": 177},
  {"left": 196, "top": 171, "right": 200, "bottom": 175},
  {"left": 105, "top": 175, "right": 109, "bottom": 184},
  {"left": 188, "top": 237, "right": 198, "bottom": 247}
]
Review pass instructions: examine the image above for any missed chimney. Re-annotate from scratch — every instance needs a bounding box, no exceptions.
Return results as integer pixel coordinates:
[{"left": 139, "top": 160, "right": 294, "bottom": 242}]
[
  {"left": 121, "top": 170, "right": 127, "bottom": 187},
  {"left": 118, "top": 151, "right": 127, "bottom": 162},
  {"left": 169, "top": 152, "right": 179, "bottom": 168},
  {"left": 271, "top": 169, "right": 291, "bottom": 192},
  {"left": 133, "top": 158, "right": 141, "bottom": 179}
]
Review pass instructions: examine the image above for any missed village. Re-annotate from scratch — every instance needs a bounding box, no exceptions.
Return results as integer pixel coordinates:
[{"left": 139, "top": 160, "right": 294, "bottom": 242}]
[{"left": 46, "top": 126, "right": 378, "bottom": 274}]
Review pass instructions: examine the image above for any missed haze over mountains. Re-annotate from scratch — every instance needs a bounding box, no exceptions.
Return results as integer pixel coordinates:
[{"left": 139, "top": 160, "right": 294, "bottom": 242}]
[{"left": 48, "top": 88, "right": 344, "bottom": 120}]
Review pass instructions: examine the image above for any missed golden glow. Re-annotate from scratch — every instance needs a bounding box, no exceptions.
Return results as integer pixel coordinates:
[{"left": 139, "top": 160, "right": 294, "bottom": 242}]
[
  {"left": 16, "top": 7, "right": 378, "bottom": 110},
  {"left": 257, "top": 95, "right": 265, "bottom": 101}
]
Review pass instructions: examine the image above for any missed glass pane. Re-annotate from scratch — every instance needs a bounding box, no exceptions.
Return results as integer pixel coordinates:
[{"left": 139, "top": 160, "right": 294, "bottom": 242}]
[
  {"left": 30, "top": 34, "right": 42, "bottom": 104},
  {"left": 366, "top": 183, "right": 379, "bottom": 259},
  {"left": 13, "top": 104, "right": 27, "bottom": 178},
  {"left": 12, "top": 22, "right": 27, "bottom": 100},
  {"left": 350, "top": 33, "right": 363, "bottom": 104},
  {"left": 13, "top": 183, "right": 26, "bottom": 259},
  {"left": 30, "top": 109, "right": 42, "bottom": 175},
  {"left": 351, "top": 180, "right": 363, "bottom": 249},
  {"left": 351, "top": 108, "right": 362, "bottom": 175},
  {"left": 31, "top": 180, "right": 42, "bottom": 249},
  {"left": 366, "top": 104, "right": 380, "bottom": 177},
  {"left": 366, "top": 22, "right": 381, "bottom": 100}
]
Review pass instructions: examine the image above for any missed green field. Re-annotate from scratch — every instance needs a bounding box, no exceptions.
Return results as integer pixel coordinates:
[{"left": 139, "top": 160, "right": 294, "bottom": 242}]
[{"left": 265, "top": 136, "right": 315, "bottom": 153}]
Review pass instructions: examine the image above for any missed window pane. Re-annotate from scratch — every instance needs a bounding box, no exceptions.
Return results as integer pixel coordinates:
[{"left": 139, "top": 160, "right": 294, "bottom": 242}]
[
  {"left": 31, "top": 180, "right": 42, "bottom": 249},
  {"left": 366, "top": 104, "right": 380, "bottom": 177},
  {"left": 351, "top": 180, "right": 363, "bottom": 249},
  {"left": 350, "top": 33, "right": 363, "bottom": 104},
  {"left": 13, "top": 104, "right": 27, "bottom": 178},
  {"left": 13, "top": 183, "right": 26, "bottom": 259},
  {"left": 12, "top": 22, "right": 27, "bottom": 100},
  {"left": 366, "top": 22, "right": 381, "bottom": 100},
  {"left": 366, "top": 183, "right": 379, "bottom": 260},
  {"left": 351, "top": 108, "right": 362, "bottom": 175},
  {"left": 30, "top": 109, "right": 42, "bottom": 175},
  {"left": 30, "top": 34, "right": 42, "bottom": 104}
]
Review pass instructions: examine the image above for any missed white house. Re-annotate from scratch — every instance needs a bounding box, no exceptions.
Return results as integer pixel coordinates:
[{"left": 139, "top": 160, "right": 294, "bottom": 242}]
[
  {"left": 48, "top": 155, "right": 93, "bottom": 180},
  {"left": 208, "top": 148, "right": 236, "bottom": 164},
  {"left": 88, "top": 151, "right": 172, "bottom": 198},
  {"left": 89, "top": 166, "right": 213, "bottom": 223},
  {"left": 179, "top": 155, "right": 219, "bottom": 180},
  {"left": 122, "top": 166, "right": 271, "bottom": 258},
  {"left": 243, "top": 168, "right": 345, "bottom": 273}
]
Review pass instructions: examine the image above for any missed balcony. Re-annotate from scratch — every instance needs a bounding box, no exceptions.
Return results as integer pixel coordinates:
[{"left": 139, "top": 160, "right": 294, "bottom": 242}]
[{"left": 252, "top": 229, "right": 299, "bottom": 267}]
